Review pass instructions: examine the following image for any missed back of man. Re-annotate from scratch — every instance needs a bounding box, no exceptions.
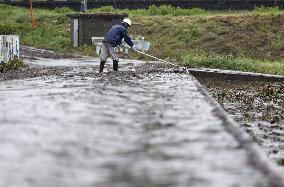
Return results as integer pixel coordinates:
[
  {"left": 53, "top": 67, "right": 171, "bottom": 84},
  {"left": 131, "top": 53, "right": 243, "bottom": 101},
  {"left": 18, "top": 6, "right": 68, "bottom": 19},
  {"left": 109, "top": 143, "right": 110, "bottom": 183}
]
[
  {"left": 103, "top": 24, "right": 128, "bottom": 47},
  {"left": 99, "top": 18, "right": 134, "bottom": 73}
]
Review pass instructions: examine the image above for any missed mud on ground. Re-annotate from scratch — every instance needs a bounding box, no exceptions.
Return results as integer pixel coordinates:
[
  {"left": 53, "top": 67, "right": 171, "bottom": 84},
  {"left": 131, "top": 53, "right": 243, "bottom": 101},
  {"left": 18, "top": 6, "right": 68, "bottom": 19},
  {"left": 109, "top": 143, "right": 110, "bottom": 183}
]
[
  {"left": 20, "top": 45, "right": 79, "bottom": 60},
  {"left": 195, "top": 73, "right": 284, "bottom": 166},
  {"left": 1, "top": 46, "right": 183, "bottom": 82},
  {"left": 0, "top": 46, "right": 79, "bottom": 82},
  {"left": 2, "top": 46, "right": 284, "bottom": 168},
  {"left": 0, "top": 53, "right": 275, "bottom": 187}
]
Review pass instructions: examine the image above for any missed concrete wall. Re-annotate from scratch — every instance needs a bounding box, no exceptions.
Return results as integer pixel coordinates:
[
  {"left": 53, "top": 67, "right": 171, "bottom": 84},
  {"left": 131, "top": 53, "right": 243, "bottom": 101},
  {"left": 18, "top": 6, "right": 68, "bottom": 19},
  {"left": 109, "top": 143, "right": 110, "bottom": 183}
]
[{"left": 67, "top": 13, "right": 128, "bottom": 46}]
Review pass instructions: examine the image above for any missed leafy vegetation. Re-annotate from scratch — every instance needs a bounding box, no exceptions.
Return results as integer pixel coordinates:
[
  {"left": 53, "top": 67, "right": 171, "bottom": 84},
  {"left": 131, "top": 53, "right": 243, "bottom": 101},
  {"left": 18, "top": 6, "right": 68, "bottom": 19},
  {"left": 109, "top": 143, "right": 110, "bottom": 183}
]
[
  {"left": 252, "top": 6, "right": 281, "bottom": 16},
  {"left": 0, "top": 4, "right": 283, "bottom": 74},
  {"left": 0, "top": 56, "right": 27, "bottom": 73}
]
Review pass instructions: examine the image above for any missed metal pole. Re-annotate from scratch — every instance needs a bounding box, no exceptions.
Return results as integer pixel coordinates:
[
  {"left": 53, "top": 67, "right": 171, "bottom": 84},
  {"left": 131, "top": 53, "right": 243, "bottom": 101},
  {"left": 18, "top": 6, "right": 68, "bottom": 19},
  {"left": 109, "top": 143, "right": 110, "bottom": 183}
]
[{"left": 29, "top": 0, "right": 35, "bottom": 29}]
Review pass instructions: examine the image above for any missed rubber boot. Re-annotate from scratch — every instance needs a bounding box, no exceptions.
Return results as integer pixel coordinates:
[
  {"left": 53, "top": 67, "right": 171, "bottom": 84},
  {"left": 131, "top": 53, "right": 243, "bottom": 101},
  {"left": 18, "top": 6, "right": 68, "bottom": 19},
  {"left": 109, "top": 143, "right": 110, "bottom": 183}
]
[
  {"left": 99, "top": 61, "right": 105, "bottom": 73},
  {"left": 113, "top": 60, "right": 119, "bottom": 71}
]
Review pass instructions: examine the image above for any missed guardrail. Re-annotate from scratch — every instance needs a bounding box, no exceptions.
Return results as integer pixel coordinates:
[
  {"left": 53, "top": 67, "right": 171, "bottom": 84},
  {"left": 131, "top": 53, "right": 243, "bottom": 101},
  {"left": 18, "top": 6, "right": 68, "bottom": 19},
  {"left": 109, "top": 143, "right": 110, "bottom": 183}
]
[{"left": 91, "top": 36, "right": 150, "bottom": 57}]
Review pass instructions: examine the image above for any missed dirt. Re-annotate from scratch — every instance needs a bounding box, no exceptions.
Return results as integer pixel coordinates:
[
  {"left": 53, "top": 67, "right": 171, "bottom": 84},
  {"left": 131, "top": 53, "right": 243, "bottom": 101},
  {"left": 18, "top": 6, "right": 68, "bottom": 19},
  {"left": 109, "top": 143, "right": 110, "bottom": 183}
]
[
  {"left": 20, "top": 45, "right": 79, "bottom": 60},
  {"left": 0, "top": 46, "right": 79, "bottom": 82},
  {"left": 2, "top": 46, "right": 284, "bottom": 168},
  {"left": 1, "top": 46, "right": 185, "bottom": 83},
  {"left": 1, "top": 46, "right": 284, "bottom": 186},
  {"left": 1, "top": 46, "right": 281, "bottom": 187},
  {"left": 194, "top": 73, "right": 284, "bottom": 165}
]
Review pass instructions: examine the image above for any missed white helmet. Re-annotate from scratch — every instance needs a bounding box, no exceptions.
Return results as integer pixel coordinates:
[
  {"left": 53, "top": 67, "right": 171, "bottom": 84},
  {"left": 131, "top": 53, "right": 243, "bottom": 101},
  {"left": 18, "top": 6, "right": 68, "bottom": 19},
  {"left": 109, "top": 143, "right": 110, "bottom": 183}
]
[{"left": 122, "top": 18, "right": 132, "bottom": 27}]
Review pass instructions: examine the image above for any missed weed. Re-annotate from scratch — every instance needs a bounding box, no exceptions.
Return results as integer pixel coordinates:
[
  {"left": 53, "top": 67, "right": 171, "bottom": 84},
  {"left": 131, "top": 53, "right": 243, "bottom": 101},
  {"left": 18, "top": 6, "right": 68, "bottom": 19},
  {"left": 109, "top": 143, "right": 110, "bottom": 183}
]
[
  {"left": 253, "top": 6, "right": 280, "bottom": 16},
  {"left": 0, "top": 24, "right": 17, "bottom": 35},
  {"left": 0, "top": 56, "right": 27, "bottom": 73},
  {"left": 54, "top": 7, "right": 73, "bottom": 14}
]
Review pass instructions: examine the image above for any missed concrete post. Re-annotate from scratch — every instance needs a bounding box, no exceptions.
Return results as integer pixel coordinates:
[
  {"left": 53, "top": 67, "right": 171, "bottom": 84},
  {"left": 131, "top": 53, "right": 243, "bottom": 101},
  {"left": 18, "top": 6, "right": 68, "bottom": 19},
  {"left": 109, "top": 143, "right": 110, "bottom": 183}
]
[{"left": 0, "top": 35, "right": 19, "bottom": 63}]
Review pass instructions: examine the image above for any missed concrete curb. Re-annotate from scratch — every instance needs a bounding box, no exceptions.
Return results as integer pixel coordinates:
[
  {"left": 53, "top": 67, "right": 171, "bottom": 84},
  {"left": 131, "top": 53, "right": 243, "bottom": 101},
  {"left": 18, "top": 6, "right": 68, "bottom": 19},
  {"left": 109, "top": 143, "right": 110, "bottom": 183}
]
[
  {"left": 188, "top": 68, "right": 284, "bottom": 81},
  {"left": 193, "top": 75, "right": 284, "bottom": 187}
]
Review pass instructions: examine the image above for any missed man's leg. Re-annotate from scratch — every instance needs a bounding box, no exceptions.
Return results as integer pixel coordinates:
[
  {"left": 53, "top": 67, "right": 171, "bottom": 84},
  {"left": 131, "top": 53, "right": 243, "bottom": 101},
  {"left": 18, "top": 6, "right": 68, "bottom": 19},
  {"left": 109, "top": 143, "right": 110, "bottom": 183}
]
[
  {"left": 99, "top": 61, "right": 105, "bottom": 73},
  {"left": 113, "top": 60, "right": 118, "bottom": 71},
  {"left": 107, "top": 45, "right": 120, "bottom": 71},
  {"left": 99, "top": 43, "right": 108, "bottom": 73}
]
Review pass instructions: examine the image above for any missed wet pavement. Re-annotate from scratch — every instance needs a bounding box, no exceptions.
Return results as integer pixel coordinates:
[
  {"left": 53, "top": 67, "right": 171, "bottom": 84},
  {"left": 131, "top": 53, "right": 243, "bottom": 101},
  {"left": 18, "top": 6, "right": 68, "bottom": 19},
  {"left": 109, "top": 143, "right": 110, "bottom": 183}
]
[{"left": 0, "top": 54, "right": 282, "bottom": 187}]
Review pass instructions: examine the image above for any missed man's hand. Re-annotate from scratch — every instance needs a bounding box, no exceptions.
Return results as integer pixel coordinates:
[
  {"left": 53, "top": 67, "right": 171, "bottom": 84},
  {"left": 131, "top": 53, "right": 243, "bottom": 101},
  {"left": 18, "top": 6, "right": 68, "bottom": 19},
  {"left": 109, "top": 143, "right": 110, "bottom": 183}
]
[
  {"left": 118, "top": 44, "right": 125, "bottom": 48},
  {"left": 131, "top": 46, "right": 137, "bottom": 50}
]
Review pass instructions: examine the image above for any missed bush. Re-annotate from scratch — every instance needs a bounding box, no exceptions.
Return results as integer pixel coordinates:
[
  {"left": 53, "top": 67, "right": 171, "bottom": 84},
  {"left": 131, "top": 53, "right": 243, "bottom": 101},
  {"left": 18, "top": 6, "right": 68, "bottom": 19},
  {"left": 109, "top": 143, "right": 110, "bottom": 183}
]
[
  {"left": 0, "top": 56, "right": 27, "bottom": 73},
  {"left": 148, "top": 5, "right": 162, "bottom": 15},
  {"left": 88, "top": 5, "right": 207, "bottom": 16},
  {"left": 253, "top": 6, "right": 280, "bottom": 16},
  {"left": 54, "top": 7, "right": 73, "bottom": 14},
  {"left": 142, "top": 5, "right": 207, "bottom": 16},
  {"left": 92, "top": 6, "right": 116, "bottom": 13},
  {"left": 57, "top": 36, "right": 71, "bottom": 48}
]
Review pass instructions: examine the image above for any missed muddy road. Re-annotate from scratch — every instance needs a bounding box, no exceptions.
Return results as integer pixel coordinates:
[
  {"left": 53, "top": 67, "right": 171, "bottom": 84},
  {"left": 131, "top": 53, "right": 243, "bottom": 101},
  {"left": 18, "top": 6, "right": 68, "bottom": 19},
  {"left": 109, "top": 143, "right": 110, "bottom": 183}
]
[{"left": 0, "top": 47, "right": 283, "bottom": 187}]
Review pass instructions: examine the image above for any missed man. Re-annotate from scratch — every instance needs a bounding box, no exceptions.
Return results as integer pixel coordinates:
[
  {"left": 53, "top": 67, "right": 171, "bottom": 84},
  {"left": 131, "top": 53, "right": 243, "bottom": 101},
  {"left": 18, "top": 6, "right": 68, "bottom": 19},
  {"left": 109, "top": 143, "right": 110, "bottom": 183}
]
[{"left": 99, "top": 18, "right": 134, "bottom": 73}]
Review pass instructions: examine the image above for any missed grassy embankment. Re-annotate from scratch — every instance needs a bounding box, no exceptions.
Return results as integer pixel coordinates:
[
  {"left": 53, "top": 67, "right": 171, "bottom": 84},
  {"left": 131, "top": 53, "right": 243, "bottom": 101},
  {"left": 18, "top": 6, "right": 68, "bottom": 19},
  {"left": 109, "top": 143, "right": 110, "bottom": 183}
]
[{"left": 0, "top": 4, "right": 283, "bottom": 74}]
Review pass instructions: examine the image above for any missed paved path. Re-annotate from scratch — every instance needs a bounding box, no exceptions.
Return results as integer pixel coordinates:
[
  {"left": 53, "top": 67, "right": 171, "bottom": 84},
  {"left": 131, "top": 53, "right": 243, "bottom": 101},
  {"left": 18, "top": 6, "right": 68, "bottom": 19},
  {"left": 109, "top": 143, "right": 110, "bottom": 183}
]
[{"left": 0, "top": 57, "right": 281, "bottom": 187}]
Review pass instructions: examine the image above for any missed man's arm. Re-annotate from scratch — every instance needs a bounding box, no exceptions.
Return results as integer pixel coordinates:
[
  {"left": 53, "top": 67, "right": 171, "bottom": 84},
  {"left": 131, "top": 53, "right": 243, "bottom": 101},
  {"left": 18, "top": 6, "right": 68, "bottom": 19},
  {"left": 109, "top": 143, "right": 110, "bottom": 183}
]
[{"left": 123, "top": 31, "right": 134, "bottom": 47}]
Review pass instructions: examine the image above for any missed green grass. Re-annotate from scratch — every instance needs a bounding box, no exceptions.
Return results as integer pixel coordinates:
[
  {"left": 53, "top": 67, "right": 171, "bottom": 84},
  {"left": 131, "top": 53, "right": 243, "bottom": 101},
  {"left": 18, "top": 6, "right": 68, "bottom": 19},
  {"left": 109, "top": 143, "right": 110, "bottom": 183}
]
[
  {"left": 182, "top": 53, "right": 284, "bottom": 75},
  {"left": 0, "top": 4, "right": 284, "bottom": 75},
  {"left": 130, "top": 14, "right": 284, "bottom": 75},
  {"left": 88, "top": 5, "right": 208, "bottom": 16},
  {"left": 0, "top": 4, "right": 95, "bottom": 56},
  {"left": 88, "top": 4, "right": 283, "bottom": 17}
]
